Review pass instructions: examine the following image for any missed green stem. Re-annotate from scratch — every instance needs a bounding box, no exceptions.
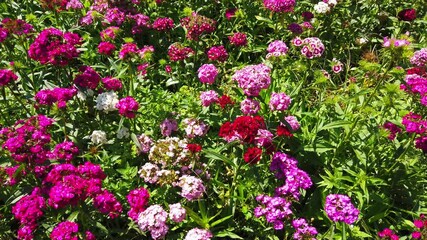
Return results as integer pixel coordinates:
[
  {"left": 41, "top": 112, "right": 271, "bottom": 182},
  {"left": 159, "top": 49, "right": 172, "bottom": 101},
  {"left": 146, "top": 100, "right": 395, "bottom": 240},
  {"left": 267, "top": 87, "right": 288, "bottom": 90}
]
[
  {"left": 342, "top": 222, "right": 347, "bottom": 240},
  {"left": 7, "top": 85, "right": 31, "bottom": 115}
]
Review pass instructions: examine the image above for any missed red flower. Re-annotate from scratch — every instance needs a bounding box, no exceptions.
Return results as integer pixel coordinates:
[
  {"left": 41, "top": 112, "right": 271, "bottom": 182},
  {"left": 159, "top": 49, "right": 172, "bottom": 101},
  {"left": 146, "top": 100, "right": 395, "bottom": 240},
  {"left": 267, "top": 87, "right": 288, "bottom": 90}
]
[
  {"left": 398, "top": 8, "right": 416, "bottom": 21},
  {"left": 187, "top": 143, "right": 202, "bottom": 153},
  {"left": 277, "top": 125, "right": 293, "bottom": 137},
  {"left": 244, "top": 147, "right": 262, "bottom": 164},
  {"left": 407, "top": 67, "right": 426, "bottom": 77},
  {"left": 217, "top": 95, "right": 233, "bottom": 109}
]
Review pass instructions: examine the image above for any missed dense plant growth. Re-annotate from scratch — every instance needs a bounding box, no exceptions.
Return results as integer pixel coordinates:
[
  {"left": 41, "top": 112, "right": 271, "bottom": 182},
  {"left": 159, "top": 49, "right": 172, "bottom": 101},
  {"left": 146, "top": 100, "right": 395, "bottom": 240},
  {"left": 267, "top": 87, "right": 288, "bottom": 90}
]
[{"left": 0, "top": 0, "right": 426, "bottom": 239}]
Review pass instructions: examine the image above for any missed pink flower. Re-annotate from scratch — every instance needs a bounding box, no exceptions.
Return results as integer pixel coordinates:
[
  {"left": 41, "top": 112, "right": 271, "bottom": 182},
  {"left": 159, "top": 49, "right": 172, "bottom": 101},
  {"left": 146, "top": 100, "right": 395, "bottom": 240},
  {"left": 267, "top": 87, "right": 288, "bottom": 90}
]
[
  {"left": 116, "top": 96, "right": 139, "bottom": 118},
  {"left": 200, "top": 90, "right": 219, "bottom": 107},
  {"left": 198, "top": 64, "right": 218, "bottom": 84}
]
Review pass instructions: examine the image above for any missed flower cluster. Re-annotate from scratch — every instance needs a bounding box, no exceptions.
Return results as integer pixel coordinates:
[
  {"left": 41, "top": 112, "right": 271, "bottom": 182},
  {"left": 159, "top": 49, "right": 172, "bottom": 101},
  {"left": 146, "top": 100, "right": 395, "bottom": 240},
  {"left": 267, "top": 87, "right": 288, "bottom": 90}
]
[
  {"left": 35, "top": 87, "right": 77, "bottom": 109},
  {"left": 198, "top": 64, "right": 218, "bottom": 84},
  {"left": 116, "top": 96, "right": 139, "bottom": 118},
  {"left": 398, "top": 8, "right": 417, "bottom": 22},
  {"left": 324, "top": 194, "right": 360, "bottom": 224},
  {"left": 28, "top": 28, "right": 81, "bottom": 66},
  {"left": 127, "top": 187, "right": 150, "bottom": 221},
  {"left": 412, "top": 214, "right": 427, "bottom": 239},
  {"left": 50, "top": 141, "right": 79, "bottom": 162},
  {"left": 229, "top": 32, "right": 247, "bottom": 47},
  {"left": 1, "top": 18, "right": 33, "bottom": 36},
  {"left": 98, "top": 41, "right": 116, "bottom": 55},
  {"left": 383, "top": 37, "right": 410, "bottom": 48},
  {"left": 0, "top": 69, "right": 18, "bottom": 87},
  {"left": 169, "top": 203, "right": 186, "bottom": 223},
  {"left": 331, "top": 58, "right": 344, "bottom": 73},
  {"left": 152, "top": 17, "right": 174, "bottom": 31},
  {"left": 45, "top": 162, "right": 107, "bottom": 209},
  {"left": 293, "top": 37, "right": 325, "bottom": 59},
  {"left": 269, "top": 92, "right": 292, "bottom": 111},
  {"left": 74, "top": 66, "right": 101, "bottom": 90},
  {"left": 149, "top": 137, "right": 189, "bottom": 166},
  {"left": 244, "top": 147, "right": 263, "bottom": 164},
  {"left": 50, "top": 221, "right": 79, "bottom": 240},
  {"left": 93, "top": 190, "right": 123, "bottom": 219},
  {"left": 219, "top": 115, "right": 266, "bottom": 144},
  {"left": 254, "top": 194, "right": 292, "bottom": 230},
  {"left": 263, "top": 0, "right": 296, "bottom": 13},
  {"left": 314, "top": 0, "right": 337, "bottom": 14},
  {"left": 160, "top": 118, "right": 178, "bottom": 137},
  {"left": 102, "top": 77, "right": 123, "bottom": 91},
  {"left": 184, "top": 228, "right": 213, "bottom": 240},
  {"left": 240, "top": 98, "right": 261, "bottom": 115},
  {"left": 267, "top": 40, "right": 289, "bottom": 59},
  {"left": 292, "top": 218, "right": 318, "bottom": 239},
  {"left": 232, "top": 64, "right": 271, "bottom": 96},
  {"left": 411, "top": 48, "right": 427, "bottom": 67},
  {"left": 168, "top": 43, "right": 194, "bottom": 61},
  {"left": 180, "top": 12, "right": 216, "bottom": 40},
  {"left": 137, "top": 205, "right": 169, "bottom": 240},
  {"left": 182, "top": 118, "right": 209, "bottom": 138},
  {"left": 12, "top": 187, "right": 45, "bottom": 240},
  {"left": 200, "top": 90, "right": 219, "bottom": 107},
  {"left": 378, "top": 228, "right": 399, "bottom": 240},
  {"left": 137, "top": 134, "right": 153, "bottom": 153},
  {"left": 270, "top": 152, "right": 312, "bottom": 199},
  {"left": 207, "top": 45, "right": 228, "bottom": 62},
  {"left": 96, "top": 91, "right": 119, "bottom": 112},
  {"left": 177, "top": 175, "right": 206, "bottom": 201},
  {"left": 383, "top": 121, "right": 402, "bottom": 140},
  {"left": 402, "top": 113, "right": 427, "bottom": 152},
  {"left": 1, "top": 115, "right": 54, "bottom": 165}
]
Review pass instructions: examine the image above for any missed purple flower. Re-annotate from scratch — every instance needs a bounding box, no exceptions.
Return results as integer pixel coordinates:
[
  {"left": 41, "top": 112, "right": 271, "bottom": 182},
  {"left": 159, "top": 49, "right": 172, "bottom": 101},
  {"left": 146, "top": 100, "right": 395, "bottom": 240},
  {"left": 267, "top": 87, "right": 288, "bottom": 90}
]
[
  {"left": 198, "top": 64, "right": 218, "bottom": 84},
  {"left": 325, "top": 194, "right": 359, "bottom": 224}
]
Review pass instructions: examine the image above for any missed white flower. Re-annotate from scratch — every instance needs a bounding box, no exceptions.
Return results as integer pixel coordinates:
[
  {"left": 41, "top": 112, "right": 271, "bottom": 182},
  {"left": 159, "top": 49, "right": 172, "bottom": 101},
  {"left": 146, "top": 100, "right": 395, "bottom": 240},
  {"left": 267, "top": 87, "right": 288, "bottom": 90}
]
[
  {"left": 95, "top": 91, "right": 119, "bottom": 112},
  {"left": 356, "top": 37, "right": 368, "bottom": 45},
  {"left": 117, "top": 127, "right": 129, "bottom": 139},
  {"left": 328, "top": 0, "right": 337, "bottom": 6},
  {"left": 314, "top": 2, "right": 330, "bottom": 14},
  {"left": 91, "top": 130, "right": 107, "bottom": 145}
]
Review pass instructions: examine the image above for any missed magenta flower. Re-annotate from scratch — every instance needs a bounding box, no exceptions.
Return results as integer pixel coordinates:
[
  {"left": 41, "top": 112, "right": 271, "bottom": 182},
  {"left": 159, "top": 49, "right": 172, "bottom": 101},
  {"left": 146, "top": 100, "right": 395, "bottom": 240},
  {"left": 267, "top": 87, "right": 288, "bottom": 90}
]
[{"left": 116, "top": 96, "right": 139, "bottom": 118}]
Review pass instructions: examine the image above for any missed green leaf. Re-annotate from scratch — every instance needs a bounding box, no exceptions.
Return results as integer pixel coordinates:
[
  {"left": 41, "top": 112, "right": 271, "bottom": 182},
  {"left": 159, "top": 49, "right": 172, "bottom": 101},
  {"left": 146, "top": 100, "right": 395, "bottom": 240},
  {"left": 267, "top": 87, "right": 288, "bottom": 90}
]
[
  {"left": 210, "top": 215, "right": 233, "bottom": 227},
  {"left": 215, "top": 231, "right": 244, "bottom": 239}
]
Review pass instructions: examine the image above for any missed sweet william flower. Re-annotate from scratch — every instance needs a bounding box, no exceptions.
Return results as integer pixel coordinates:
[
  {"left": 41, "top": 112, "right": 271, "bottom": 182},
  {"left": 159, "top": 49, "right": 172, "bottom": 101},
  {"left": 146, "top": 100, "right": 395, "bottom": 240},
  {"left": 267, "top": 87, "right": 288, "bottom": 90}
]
[
  {"left": 116, "top": 96, "right": 139, "bottom": 118},
  {"left": 324, "top": 194, "right": 359, "bottom": 224},
  {"left": 398, "top": 8, "right": 417, "bottom": 21}
]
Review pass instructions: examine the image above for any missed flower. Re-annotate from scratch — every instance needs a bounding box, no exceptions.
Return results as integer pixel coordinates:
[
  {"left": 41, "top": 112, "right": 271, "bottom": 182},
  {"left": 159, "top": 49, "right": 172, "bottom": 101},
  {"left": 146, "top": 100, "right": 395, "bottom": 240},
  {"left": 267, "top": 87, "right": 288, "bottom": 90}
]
[
  {"left": 95, "top": 91, "right": 119, "bottom": 113},
  {"left": 207, "top": 45, "right": 228, "bottom": 62},
  {"left": 200, "top": 90, "right": 219, "bottom": 107},
  {"left": 102, "top": 77, "right": 123, "bottom": 91},
  {"left": 93, "top": 190, "right": 123, "bottom": 218},
  {"left": 127, "top": 187, "right": 150, "bottom": 221},
  {"left": 168, "top": 43, "right": 194, "bottom": 61},
  {"left": 50, "top": 221, "right": 79, "bottom": 240},
  {"left": 299, "top": 37, "right": 325, "bottom": 59},
  {"left": 244, "top": 147, "right": 263, "bottom": 164},
  {"left": 225, "top": 9, "right": 237, "bottom": 20},
  {"left": 169, "top": 203, "right": 186, "bottom": 223},
  {"left": 269, "top": 92, "right": 292, "bottom": 111},
  {"left": 332, "top": 58, "right": 344, "bottom": 73},
  {"left": 263, "top": 0, "right": 296, "bottom": 13},
  {"left": 180, "top": 12, "right": 216, "bottom": 40},
  {"left": 184, "top": 228, "right": 213, "bottom": 240},
  {"left": 137, "top": 205, "right": 169, "bottom": 239},
  {"left": 232, "top": 64, "right": 271, "bottom": 96},
  {"left": 74, "top": 66, "right": 101, "bottom": 90},
  {"left": 314, "top": 2, "right": 330, "bottom": 14},
  {"left": 198, "top": 64, "right": 218, "bottom": 84},
  {"left": 229, "top": 32, "right": 247, "bottom": 47},
  {"left": 160, "top": 118, "right": 178, "bottom": 137},
  {"left": 254, "top": 194, "right": 292, "bottom": 230},
  {"left": 177, "top": 175, "right": 205, "bottom": 201},
  {"left": 90, "top": 130, "right": 107, "bottom": 145},
  {"left": 240, "top": 98, "right": 261, "bottom": 115},
  {"left": 292, "top": 218, "right": 318, "bottom": 239},
  {"left": 410, "top": 48, "right": 427, "bottom": 67},
  {"left": 398, "top": 8, "right": 416, "bottom": 21},
  {"left": 0, "top": 69, "right": 18, "bottom": 87},
  {"left": 98, "top": 42, "right": 116, "bottom": 55},
  {"left": 267, "top": 40, "right": 289, "bottom": 58},
  {"left": 116, "top": 96, "right": 139, "bottom": 118},
  {"left": 152, "top": 17, "right": 174, "bottom": 31},
  {"left": 324, "top": 194, "right": 359, "bottom": 224},
  {"left": 182, "top": 118, "right": 209, "bottom": 138}
]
